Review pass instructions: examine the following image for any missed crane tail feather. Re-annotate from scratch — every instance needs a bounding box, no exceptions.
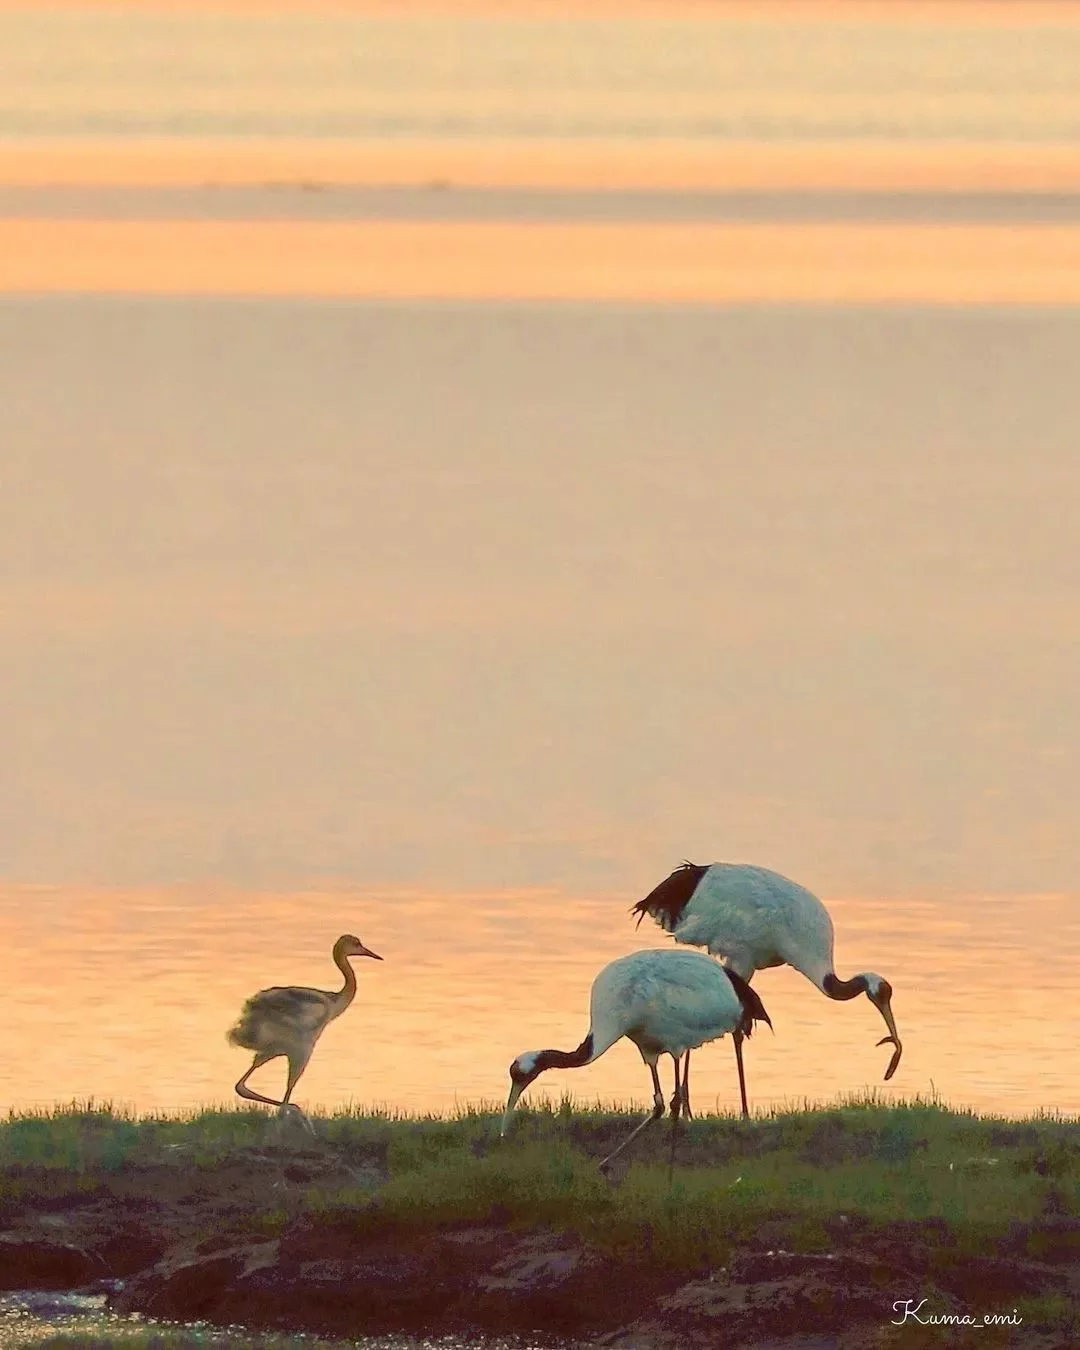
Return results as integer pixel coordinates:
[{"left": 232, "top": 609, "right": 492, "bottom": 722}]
[
  {"left": 630, "top": 861, "right": 709, "bottom": 932},
  {"left": 721, "top": 966, "right": 773, "bottom": 1037}
]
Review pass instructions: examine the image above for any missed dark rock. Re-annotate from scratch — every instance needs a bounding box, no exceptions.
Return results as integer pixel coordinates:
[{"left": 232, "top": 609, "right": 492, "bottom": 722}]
[
  {"left": 0, "top": 1234, "right": 103, "bottom": 1291},
  {"left": 110, "top": 1243, "right": 279, "bottom": 1320},
  {"left": 112, "top": 1231, "right": 477, "bottom": 1335},
  {"left": 96, "top": 1225, "right": 167, "bottom": 1276},
  {"left": 277, "top": 1209, "right": 374, "bottom": 1262},
  {"left": 109, "top": 1224, "right": 670, "bottom": 1340},
  {"left": 476, "top": 1232, "right": 587, "bottom": 1293},
  {"left": 468, "top": 1232, "right": 631, "bottom": 1336},
  {"left": 247, "top": 1249, "right": 453, "bottom": 1331},
  {"left": 930, "top": 1251, "right": 1066, "bottom": 1302},
  {"left": 602, "top": 1249, "right": 913, "bottom": 1350},
  {"left": 92, "top": 1216, "right": 1076, "bottom": 1348}
]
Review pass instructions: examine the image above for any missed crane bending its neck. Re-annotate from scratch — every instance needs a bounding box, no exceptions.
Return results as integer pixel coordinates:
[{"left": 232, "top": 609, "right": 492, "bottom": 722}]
[
  {"left": 823, "top": 972, "right": 902, "bottom": 1080},
  {"left": 822, "top": 973, "right": 869, "bottom": 1000},
  {"left": 500, "top": 1034, "right": 594, "bottom": 1134}
]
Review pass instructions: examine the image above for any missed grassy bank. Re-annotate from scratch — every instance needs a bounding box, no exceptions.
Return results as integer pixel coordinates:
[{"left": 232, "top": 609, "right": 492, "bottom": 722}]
[
  {"left": 2, "top": 1094, "right": 1079, "bottom": 1346},
  {"left": 3, "top": 1092, "right": 1078, "bottom": 1259}
]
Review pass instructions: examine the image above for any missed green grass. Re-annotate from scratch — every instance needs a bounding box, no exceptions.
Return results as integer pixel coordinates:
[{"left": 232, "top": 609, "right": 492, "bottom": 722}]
[
  {"left": 4, "top": 1092, "right": 1077, "bottom": 1276},
  {"left": 3, "top": 1099, "right": 1078, "bottom": 1350}
]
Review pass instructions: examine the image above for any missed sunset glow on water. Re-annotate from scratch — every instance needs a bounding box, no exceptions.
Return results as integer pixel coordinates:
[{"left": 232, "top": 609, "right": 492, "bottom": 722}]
[
  {"left": 4, "top": 2, "right": 1080, "bottom": 1125},
  {"left": 3, "top": 884, "right": 1078, "bottom": 1118},
  {"left": 5, "top": 218, "right": 1080, "bottom": 303}
]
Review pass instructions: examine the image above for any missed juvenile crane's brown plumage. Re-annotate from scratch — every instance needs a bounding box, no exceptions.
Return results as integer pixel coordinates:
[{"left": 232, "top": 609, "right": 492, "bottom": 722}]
[{"left": 228, "top": 934, "right": 382, "bottom": 1124}]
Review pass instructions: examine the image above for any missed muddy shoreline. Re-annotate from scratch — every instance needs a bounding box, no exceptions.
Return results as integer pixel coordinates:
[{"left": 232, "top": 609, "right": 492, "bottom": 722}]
[{"left": 3, "top": 1137, "right": 1079, "bottom": 1349}]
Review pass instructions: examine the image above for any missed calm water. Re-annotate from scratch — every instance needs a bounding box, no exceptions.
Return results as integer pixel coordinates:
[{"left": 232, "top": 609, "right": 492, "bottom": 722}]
[
  {"left": 2, "top": 884, "right": 1078, "bottom": 1117},
  {"left": 4, "top": 301, "right": 1080, "bottom": 896},
  {"left": 2, "top": 4, "right": 1080, "bottom": 1123}
]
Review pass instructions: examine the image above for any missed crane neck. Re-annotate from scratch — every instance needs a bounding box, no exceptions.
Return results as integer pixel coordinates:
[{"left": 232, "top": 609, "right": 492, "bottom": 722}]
[
  {"left": 534, "top": 1034, "right": 594, "bottom": 1074},
  {"left": 822, "top": 972, "right": 869, "bottom": 1002},
  {"left": 329, "top": 949, "right": 359, "bottom": 1019}
]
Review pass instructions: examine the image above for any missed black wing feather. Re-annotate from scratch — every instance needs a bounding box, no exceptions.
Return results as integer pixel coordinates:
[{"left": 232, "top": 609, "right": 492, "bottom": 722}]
[{"left": 630, "top": 861, "right": 709, "bottom": 930}]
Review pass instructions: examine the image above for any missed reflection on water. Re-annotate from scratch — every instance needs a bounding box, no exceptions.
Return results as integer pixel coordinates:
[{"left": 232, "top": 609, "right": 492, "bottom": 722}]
[
  {"left": 0, "top": 1291, "right": 121, "bottom": 1350},
  {"left": 1, "top": 0, "right": 1078, "bottom": 1150},
  {"left": 0, "top": 1290, "right": 560, "bottom": 1350},
  {"left": 2, "top": 885, "right": 1077, "bottom": 1119}
]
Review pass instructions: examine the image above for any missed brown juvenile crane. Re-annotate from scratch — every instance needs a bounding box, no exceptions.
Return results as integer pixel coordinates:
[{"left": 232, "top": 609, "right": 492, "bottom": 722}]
[{"left": 228, "top": 933, "right": 382, "bottom": 1127}]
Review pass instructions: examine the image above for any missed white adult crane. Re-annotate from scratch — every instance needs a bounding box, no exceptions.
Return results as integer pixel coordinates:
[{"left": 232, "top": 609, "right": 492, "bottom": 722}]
[
  {"left": 632, "top": 861, "right": 901, "bottom": 1116},
  {"left": 501, "top": 946, "right": 771, "bottom": 1170}
]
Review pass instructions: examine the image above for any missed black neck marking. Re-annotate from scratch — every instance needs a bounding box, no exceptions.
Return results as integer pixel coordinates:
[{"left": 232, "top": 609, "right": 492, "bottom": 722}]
[
  {"left": 535, "top": 1034, "right": 594, "bottom": 1073},
  {"left": 823, "top": 973, "right": 869, "bottom": 1002},
  {"left": 630, "top": 861, "right": 709, "bottom": 929}
]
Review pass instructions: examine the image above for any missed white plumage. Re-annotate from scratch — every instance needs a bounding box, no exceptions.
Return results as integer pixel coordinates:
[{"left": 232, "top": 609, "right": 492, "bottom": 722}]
[
  {"left": 632, "top": 861, "right": 902, "bottom": 1115},
  {"left": 501, "top": 947, "right": 771, "bottom": 1171}
]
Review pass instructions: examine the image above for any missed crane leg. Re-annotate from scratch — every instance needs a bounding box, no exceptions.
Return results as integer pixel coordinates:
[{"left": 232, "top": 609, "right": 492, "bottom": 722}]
[
  {"left": 668, "top": 1056, "right": 684, "bottom": 1178},
  {"left": 599, "top": 1064, "right": 665, "bottom": 1174},
  {"left": 680, "top": 1052, "right": 693, "bottom": 1119},
  {"left": 235, "top": 1053, "right": 288, "bottom": 1108},
  {"left": 281, "top": 1053, "right": 316, "bottom": 1134},
  {"left": 733, "top": 1030, "right": 750, "bottom": 1117}
]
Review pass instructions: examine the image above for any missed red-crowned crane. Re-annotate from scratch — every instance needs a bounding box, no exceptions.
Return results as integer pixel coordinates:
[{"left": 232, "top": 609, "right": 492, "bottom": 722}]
[
  {"left": 500, "top": 947, "right": 771, "bottom": 1172},
  {"left": 632, "top": 861, "right": 901, "bottom": 1117},
  {"left": 228, "top": 933, "right": 382, "bottom": 1128}
]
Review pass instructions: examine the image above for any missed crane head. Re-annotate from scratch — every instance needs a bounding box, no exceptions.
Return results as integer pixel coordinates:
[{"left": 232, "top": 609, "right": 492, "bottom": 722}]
[
  {"left": 500, "top": 1052, "right": 542, "bottom": 1136},
  {"left": 334, "top": 934, "right": 383, "bottom": 961},
  {"left": 866, "top": 976, "right": 902, "bottom": 1080}
]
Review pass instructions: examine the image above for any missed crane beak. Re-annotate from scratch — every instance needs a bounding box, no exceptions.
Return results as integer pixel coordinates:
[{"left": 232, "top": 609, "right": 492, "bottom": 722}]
[
  {"left": 870, "top": 993, "right": 902, "bottom": 1080},
  {"left": 359, "top": 945, "right": 383, "bottom": 961},
  {"left": 500, "top": 1081, "right": 526, "bottom": 1137}
]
